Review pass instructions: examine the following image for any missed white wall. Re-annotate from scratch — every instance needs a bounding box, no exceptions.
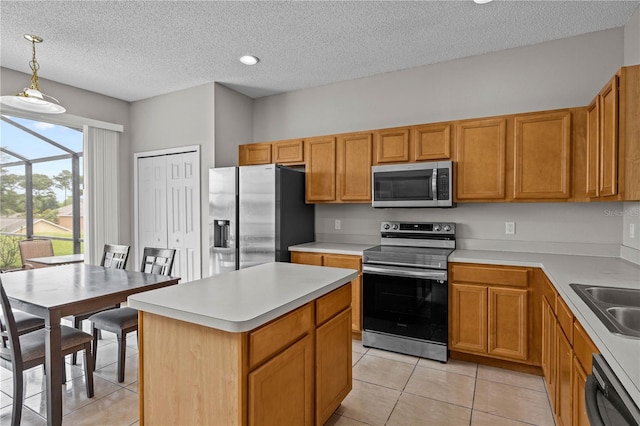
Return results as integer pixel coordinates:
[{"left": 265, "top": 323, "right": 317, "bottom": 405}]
[
  {"left": 253, "top": 28, "right": 623, "bottom": 141},
  {"left": 624, "top": 4, "right": 640, "bottom": 67},
  {"left": 622, "top": 5, "right": 640, "bottom": 262},
  {"left": 214, "top": 83, "right": 253, "bottom": 167},
  {"left": 130, "top": 83, "right": 215, "bottom": 271},
  {"left": 252, "top": 28, "right": 631, "bottom": 257},
  {"left": 0, "top": 67, "right": 133, "bottom": 250}
]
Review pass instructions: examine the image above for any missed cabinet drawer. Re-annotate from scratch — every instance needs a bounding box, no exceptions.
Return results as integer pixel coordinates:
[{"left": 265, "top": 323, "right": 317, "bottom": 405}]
[
  {"left": 556, "top": 296, "right": 574, "bottom": 344},
  {"left": 249, "top": 303, "right": 313, "bottom": 369},
  {"left": 451, "top": 264, "right": 529, "bottom": 288},
  {"left": 573, "top": 321, "right": 598, "bottom": 373},
  {"left": 273, "top": 139, "right": 304, "bottom": 164},
  {"left": 324, "top": 255, "right": 362, "bottom": 271},
  {"left": 316, "top": 283, "right": 352, "bottom": 326},
  {"left": 542, "top": 275, "right": 557, "bottom": 311},
  {"left": 291, "top": 252, "right": 324, "bottom": 266}
]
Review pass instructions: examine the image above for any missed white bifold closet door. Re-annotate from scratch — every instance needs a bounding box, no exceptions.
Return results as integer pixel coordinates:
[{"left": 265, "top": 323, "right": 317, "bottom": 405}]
[{"left": 137, "top": 150, "right": 201, "bottom": 282}]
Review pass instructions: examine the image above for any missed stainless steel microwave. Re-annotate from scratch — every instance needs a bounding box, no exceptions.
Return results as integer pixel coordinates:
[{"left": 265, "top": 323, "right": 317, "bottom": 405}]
[{"left": 371, "top": 161, "right": 454, "bottom": 208}]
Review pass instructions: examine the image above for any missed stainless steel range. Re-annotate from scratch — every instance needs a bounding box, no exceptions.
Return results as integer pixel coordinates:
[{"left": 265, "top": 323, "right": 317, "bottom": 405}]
[{"left": 362, "top": 221, "right": 455, "bottom": 362}]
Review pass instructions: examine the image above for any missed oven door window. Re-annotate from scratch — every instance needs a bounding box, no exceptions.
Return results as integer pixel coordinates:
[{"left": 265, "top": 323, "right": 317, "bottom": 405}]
[
  {"left": 373, "top": 169, "right": 434, "bottom": 202},
  {"left": 363, "top": 272, "right": 447, "bottom": 344}
]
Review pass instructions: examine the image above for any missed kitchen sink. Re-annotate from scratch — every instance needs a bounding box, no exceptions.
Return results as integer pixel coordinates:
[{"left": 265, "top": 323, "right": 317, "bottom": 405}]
[
  {"left": 607, "top": 307, "right": 640, "bottom": 332},
  {"left": 584, "top": 287, "right": 640, "bottom": 308},
  {"left": 571, "top": 284, "right": 640, "bottom": 339}
]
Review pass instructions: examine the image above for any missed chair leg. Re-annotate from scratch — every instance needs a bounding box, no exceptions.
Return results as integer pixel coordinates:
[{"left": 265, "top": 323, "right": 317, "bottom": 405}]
[
  {"left": 91, "top": 323, "right": 99, "bottom": 371},
  {"left": 11, "top": 370, "right": 24, "bottom": 426},
  {"left": 72, "top": 317, "right": 81, "bottom": 364},
  {"left": 83, "top": 342, "right": 95, "bottom": 398},
  {"left": 116, "top": 331, "right": 127, "bottom": 383},
  {"left": 61, "top": 358, "right": 67, "bottom": 384}
]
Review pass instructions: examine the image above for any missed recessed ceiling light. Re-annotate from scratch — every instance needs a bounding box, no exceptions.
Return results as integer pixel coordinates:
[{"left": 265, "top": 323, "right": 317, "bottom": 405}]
[
  {"left": 240, "top": 55, "right": 259, "bottom": 65},
  {"left": 474, "top": 0, "right": 493, "bottom": 3}
]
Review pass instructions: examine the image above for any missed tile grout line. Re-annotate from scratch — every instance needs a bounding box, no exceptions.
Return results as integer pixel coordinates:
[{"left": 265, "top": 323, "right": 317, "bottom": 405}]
[{"left": 383, "top": 359, "right": 418, "bottom": 426}]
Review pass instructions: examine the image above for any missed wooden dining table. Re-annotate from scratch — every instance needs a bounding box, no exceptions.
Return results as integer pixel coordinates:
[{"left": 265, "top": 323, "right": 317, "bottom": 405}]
[{"left": 1, "top": 263, "right": 180, "bottom": 426}]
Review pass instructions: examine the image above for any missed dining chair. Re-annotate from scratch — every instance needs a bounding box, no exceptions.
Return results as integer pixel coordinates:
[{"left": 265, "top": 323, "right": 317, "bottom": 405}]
[
  {"left": 18, "top": 238, "right": 54, "bottom": 269},
  {"left": 70, "top": 244, "right": 130, "bottom": 365},
  {"left": 89, "top": 247, "right": 176, "bottom": 382},
  {"left": 0, "top": 271, "right": 46, "bottom": 348},
  {"left": 0, "top": 281, "right": 95, "bottom": 426}
]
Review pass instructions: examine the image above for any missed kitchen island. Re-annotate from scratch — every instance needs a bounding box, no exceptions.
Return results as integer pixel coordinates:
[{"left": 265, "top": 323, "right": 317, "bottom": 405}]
[{"left": 128, "top": 262, "right": 357, "bottom": 426}]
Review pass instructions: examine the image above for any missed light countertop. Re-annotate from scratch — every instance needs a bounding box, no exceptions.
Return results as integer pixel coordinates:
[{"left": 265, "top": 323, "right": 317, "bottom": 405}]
[
  {"left": 450, "top": 249, "right": 640, "bottom": 404},
  {"left": 289, "top": 242, "right": 375, "bottom": 256},
  {"left": 128, "top": 262, "right": 357, "bottom": 333}
]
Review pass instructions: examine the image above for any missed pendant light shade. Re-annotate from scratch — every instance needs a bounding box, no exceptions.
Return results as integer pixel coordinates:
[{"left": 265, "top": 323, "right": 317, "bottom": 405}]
[{"left": 0, "top": 34, "right": 66, "bottom": 114}]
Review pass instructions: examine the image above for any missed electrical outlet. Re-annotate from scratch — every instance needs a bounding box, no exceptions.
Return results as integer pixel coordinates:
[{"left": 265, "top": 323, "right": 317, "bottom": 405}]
[
  {"left": 505, "top": 222, "right": 515, "bottom": 235},
  {"left": 631, "top": 224, "right": 636, "bottom": 239},
  {"left": 334, "top": 219, "right": 341, "bottom": 230}
]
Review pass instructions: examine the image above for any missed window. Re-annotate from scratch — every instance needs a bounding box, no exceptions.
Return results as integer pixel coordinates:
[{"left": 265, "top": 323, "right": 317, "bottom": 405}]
[{"left": 0, "top": 115, "right": 83, "bottom": 269}]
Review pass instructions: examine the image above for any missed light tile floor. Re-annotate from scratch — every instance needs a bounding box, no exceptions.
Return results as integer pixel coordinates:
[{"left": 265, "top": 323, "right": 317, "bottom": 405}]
[{"left": 1, "top": 333, "right": 555, "bottom": 425}]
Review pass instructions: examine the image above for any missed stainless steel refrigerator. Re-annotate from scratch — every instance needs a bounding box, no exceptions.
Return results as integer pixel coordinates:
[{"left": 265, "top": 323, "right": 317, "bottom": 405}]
[{"left": 209, "top": 164, "right": 315, "bottom": 275}]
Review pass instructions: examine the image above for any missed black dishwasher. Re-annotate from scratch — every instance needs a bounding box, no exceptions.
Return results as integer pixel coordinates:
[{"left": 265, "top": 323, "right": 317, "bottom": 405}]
[{"left": 586, "top": 354, "right": 640, "bottom": 426}]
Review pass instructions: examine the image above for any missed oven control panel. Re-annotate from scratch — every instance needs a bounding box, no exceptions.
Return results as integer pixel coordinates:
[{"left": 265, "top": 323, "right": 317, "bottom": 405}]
[{"left": 380, "top": 221, "right": 455, "bottom": 235}]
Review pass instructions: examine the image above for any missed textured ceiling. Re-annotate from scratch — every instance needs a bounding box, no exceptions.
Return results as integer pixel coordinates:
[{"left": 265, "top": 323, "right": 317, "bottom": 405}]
[{"left": 1, "top": 1, "right": 639, "bottom": 102}]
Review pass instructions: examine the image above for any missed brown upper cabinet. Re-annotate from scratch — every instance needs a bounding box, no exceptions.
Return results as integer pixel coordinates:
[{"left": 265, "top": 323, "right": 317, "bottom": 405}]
[
  {"left": 586, "top": 66, "right": 640, "bottom": 201},
  {"left": 337, "top": 132, "right": 373, "bottom": 202},
  {"left": 238, "top": 65, "right": 639, "bottom": 202},
  {"left": 272, "top": 139, "right": 304, "bottom": 165},
  {"left": 454, "top": 118, "right": 507, "bottom": 201},
  {"left": 586, "top": 75, "right": 619, "bottom": 198},
  {"left": 305, "top": 136, "right": 337, "bottom": 202},
  {"left": 514, "top": 110, "right": 571, "bottom": 200},
  {"left": 239, "top": 139, "right": 304, "bottom": 166},
  {"left": 412, "top": 122, "right": 451, "bottom": 161},
  {"left": 373, "top": 127, "right": 410, "bottom": 164},
  {"left": 304, "top": 133, "right": 373, "bottom": 204},
  {"left": 239, "top": 142, "right": 271, "bottom": 166}
]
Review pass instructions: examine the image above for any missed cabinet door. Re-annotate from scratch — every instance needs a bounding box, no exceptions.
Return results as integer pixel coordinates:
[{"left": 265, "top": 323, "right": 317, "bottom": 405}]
[
  {"left": 324, "top": 254, "right": 363, "bottom": 332},
  {"left": 412, "top": 123, "right": 451, "bottom": 161},
  {"left": 305, "top": 137, "right": 337, "bottom": 202},
  {"left": 316, "top": 308, "right": 353, "bottom": 425},
  {"left": 488, "top": 287, "right": 528, "bottom": 361},
  {"left": 337, "top": 133, "right": 372, "bottom": 202},
  {"left": 374, "top": 128, "right": 410, "bottom": 163},
  {"left": 450, "top": 284, "right": 487, "bottom": 353},
  {"left": 572, "top": 356, "right": 588, "bottom": 426},
  {"left": 542, "top": 298, "right": 557, "bottom": 411},
  {"left": 514, "top": 111, "right": 571, "bottom": 199},
  {"left": 272, "top": 139, "right": 304, "bottom": 164},
  {"left": 586, "top": 98, "right": 600, "bottom": 197},
  {"left": 454, "top": 118, "right": 507, "bottom": 200},
  {"left": 248, "top": 335, "right": 313, "bottom": 426},
  {"left": 599, "top": 75, "right": 619, "bottom": 197},
  {"left": 239, "top": 143, "right": 272, "bottom": 166},
  {"left": 556, "top": 324, "right": 573, "bottom": 426}
]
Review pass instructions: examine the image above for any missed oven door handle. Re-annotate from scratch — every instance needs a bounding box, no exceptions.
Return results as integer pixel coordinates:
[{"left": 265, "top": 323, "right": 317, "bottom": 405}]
[
  {"left": 585, "top": 374, "right": 606, "bottom": 426},
  {"left": 363, "top": 264, "right": 447, "bottom": 280}
]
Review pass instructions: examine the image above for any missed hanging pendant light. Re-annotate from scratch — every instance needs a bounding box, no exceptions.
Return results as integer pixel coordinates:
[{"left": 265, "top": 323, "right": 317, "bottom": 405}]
[{"left": 0, "top": 34, "right": 66, "bottom": 114}]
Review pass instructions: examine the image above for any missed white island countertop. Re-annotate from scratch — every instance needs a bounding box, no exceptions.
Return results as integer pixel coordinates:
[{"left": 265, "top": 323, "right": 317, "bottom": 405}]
[
  {"left": 451, "top": 249, "right": 640, "bottom": 405},
  {"left": 289, "top": 242, "right": 376, "bottom": 256},
  {"left": 128, "top": 262, "right": 357, "bottom": 333}
]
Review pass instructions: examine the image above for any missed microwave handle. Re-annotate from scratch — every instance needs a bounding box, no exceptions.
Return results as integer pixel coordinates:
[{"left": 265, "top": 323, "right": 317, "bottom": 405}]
[{"left": 432, "top": 168, "right": 438, "bottom": 200}]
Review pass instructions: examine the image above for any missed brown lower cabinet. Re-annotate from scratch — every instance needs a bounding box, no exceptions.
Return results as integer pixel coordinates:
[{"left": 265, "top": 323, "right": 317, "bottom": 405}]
[
  {"left": 139, "top": 283, "right": 352, "bottom": 426},
  {"left": 540, "top": 274, "right": 599, "bottom": 426},
  {"left": 449, "top": 263, "right": 535, "bottom": 364},
  {"left": 291, "top": 251, "right": 363, "bottom": 336}
]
